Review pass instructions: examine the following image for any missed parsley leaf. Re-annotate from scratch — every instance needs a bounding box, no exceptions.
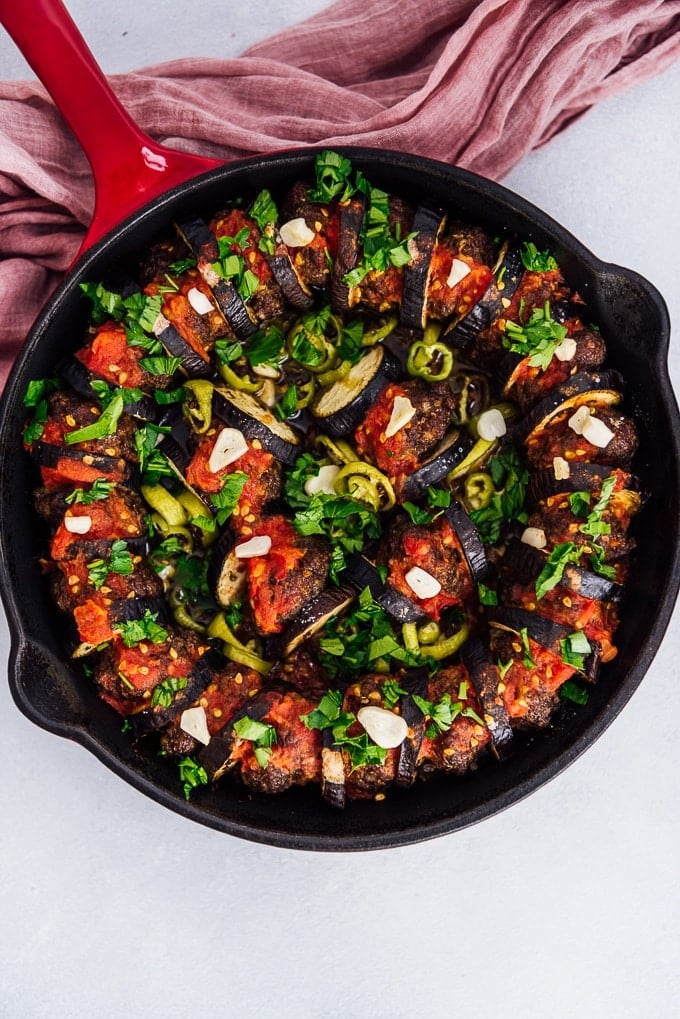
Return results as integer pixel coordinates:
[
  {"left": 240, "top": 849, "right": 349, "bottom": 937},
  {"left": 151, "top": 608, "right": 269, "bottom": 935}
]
[
  {"left": 65, "top": 479, "right": 115, "bottom": 505},
  {"left": 151, "top": 676, "right": 188, "bottom": 709},
  {"left": 233, "top": 715, "right": 277, "bottom": 768},
  {"left": 178, "top": 755, "right": 208, "bottom": 799},
  {"left": 210, "top": 472, "right": 248, "bottom": 526},
  {"left": 64, "top": 392, "right": 125, "bottom": 445},
  {"left": 520, "top": 242, "right": 558, "bottom": 273},
  {"left": 114, "top": 609, "right": 169, "bottom": 648},
  {"left": 308, "top": 150, "right": 356, "bottom": 204},
  {"left": 503, "top": 302, "right": 568, "bottom": 370}
]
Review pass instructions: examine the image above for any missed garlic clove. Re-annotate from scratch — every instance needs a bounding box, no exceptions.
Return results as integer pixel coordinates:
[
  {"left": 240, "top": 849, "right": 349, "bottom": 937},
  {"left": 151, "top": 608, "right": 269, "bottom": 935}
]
[
  {"left": 404, "top": 566, "right": 442, "bottom": 599},
  {"left": 357, "top": 705, "right": 409, "bottom": 749},
  {"left": 279, "top": 217, "right": 316, "bottom": 248},
  {"left": 385, "top": 395, "right": 416, "bottom": 438},
  {"left": 180, "top": 705, "right": 211, "bottom": 746},
  {"left": 521, "top": 526, "right": 547, "bottom": 549},
  {"left": 208, "top": 427, "right": 249, "bottom": 473},
  {"left": 554, "top": 336, "right": 577, "bottom": 362},
  {"left": 477, "top": 408, "right": 507, "bottom": 441},
  {"left": 446, "top": 257, "right": 472, "bottom": 289},
  {"left": 187, "top": 286, "right": 215, "bottom": 316},
  {"left": 304, "top": 464, "right": 340, "bottom": 497},
  {"left": 581, "top": 414, "right": 615, "bottom": 449},
  {"left": 234, "top": 535, "right": 273, "bottom": 559},
  {"left": 553, "top": 456, "right": 570, "bottom": 480},
  {"left": 64, "top": 514, "right": 92, "bottom": 534}
]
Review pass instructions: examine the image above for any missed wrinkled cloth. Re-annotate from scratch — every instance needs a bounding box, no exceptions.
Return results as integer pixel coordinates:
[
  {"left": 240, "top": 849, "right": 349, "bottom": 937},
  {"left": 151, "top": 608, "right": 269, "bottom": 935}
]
[{"left": 1, "top": 0, "right": 679, "bottom": 387}]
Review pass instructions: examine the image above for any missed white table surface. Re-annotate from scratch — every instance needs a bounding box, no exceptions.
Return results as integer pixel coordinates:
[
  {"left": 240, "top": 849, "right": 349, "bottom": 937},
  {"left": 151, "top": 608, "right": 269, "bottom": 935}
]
[{"left": 1, "top": 4, "right": 679, "bottom": 1017}]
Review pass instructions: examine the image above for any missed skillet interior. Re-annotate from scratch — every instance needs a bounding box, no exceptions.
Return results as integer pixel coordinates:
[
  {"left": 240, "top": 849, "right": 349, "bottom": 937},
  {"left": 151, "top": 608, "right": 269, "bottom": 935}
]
[{"left": 1, "top": 147, "right": 679, "bottom": 850}]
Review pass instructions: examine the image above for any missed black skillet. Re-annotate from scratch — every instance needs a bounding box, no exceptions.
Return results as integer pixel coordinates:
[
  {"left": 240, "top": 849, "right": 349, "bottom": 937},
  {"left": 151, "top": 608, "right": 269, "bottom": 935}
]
[{"left": 1, "top": 0, "right": 679, "bottom": 851}]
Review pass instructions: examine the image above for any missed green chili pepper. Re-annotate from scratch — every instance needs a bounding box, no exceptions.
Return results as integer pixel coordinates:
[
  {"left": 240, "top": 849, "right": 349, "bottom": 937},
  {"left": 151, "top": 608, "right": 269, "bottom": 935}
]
[
  {"left": 216, "top": 361, "right": 261, "bottom": 393},
  {"left": 182, "top": 380, "right": 215, "bottom": 433},
  {"left": 406, "top": 340, "right": 454, "bottom": 382},
  {"left": 334, "top": 461, "right": 396, "bottom": 512},
  {"left": 464, "top": 472, "right": 495, "bottom": 511},
  {"left": 207, "top": 613, "right": 272, "bottom": 675}
]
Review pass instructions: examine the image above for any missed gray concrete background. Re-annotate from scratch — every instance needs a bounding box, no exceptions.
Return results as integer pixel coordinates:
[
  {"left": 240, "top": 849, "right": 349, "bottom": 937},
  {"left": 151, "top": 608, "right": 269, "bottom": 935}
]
[{"left": 1, "top": 3, "right": 679, "bottom": 1017}]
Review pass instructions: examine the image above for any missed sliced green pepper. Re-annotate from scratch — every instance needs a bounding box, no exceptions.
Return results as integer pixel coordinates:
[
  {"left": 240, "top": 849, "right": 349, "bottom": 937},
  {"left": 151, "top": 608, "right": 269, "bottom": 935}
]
[
  {"left": 207, "top": 613, "right": 272, "bottom": 675},
  {"left": 406, "top": 339, "right": 454, "bottom": 382},
  {"left": 464, "top": 472, "right": 495, "bottom": 511},
  {"left": 334, "top": 461, "right": 396, "bottom": 512},
  {"left": 182, "top": 380, "right": 215, "bottom": 433}
]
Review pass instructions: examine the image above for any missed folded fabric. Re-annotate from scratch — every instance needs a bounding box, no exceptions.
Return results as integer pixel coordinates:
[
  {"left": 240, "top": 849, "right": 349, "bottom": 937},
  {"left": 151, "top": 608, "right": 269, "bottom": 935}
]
[{"left": 1, "top": 0, "right": 679, "bottom": 387}]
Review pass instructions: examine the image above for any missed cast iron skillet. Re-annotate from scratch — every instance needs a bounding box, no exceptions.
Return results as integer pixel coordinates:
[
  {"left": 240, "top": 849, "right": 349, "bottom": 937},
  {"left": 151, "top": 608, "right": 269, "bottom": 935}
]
[{"left": 1, "top": 0, "right": 679, "bottom": 851}]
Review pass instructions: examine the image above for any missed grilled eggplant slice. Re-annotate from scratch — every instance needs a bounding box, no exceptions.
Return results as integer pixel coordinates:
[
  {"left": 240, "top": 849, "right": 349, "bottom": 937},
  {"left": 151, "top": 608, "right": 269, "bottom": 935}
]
[
  {"left": 310, "top": 344, "right": 402, "bottom": 438},
  {"left": 488, "top": 605, "right": 602, "bottom": 682},
  {"left": 461, "top": 637, "right": 514, "bottom": 761},
  {"left": 346, "top": 553, "right": 429, "bottom": 624},
  {"left": 268, "top": 582, "right": 356, "bottom": 659},
  {"left": 400, "top": 205, "right": 446, "bottom": 329},
  {"left": 331, "top": 194, "right": 366, "bottom": 312},
  {"left": 212, "top": 386, "right": 302, "bottom": 466},
  {"left": 444, "top": 242, "right": 524, "bottom": 349},
  {"left": 398, "top": 427, "right": 473, "bottom": 501},
  {"left": 175, "top": 216, "right": 257, "bottom": 340}
]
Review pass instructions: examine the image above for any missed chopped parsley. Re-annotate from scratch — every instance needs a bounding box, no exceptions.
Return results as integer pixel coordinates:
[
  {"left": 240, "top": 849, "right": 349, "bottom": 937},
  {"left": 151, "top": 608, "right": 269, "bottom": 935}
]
[
  {"left": 233, "top": 715, "right": 277, "bottom": 768},
  {"left": 503, "top": 301, "right": 568, "bottom": 370},
  {"left": 134, "top": 422, "right": 174, "bottom": 484},
  {"left": 534, "top": 475, "right": 618, "bottom": 597},
  {"left": 64, "top": 392, "right": 125, "bottom": 445},
  {"left": 308, "top": 150, "right": 356, "bottom": 204},
  {"left": 80, "top": 282, "right": 163, "bottom": 351},
  {"left": 560, "top": 630, "right": 592, "bottom": 670},
  {"left": 300, "top": 689, "right": 387, "bottom": 771},
  {"left": 412, "top": 683, "right": 485, "bottom": 738},
  {"left": 86, "top": 540, "right": 135, "bottom": 590},
  {"left": 559, "top": 679, "right": 589, "bottom": 705},
  {"left": 211, "top": 232, "right": 260, "bottom": 302},
  {"left": 178, "top": 755, "right": 208, "bottom": 800},
  {"left": 344, "top": 180, "right": 417, "bottom": 287},
  {"left": 318, "top": 587, "right": 424, "bottom": 680},
  {"left": 468, "top": 445, "right": 529, "bottom": 543},
  {"left": 210, "top": 472, "right": 248, "bottom": 525},
  {"left": 151, "top": 676, "right": 188, "bottom": 709},
  {"left": 114, "top": 609, "right": 169, "bottom": 648},
  {"left": 65, "top": 479, "right": 115, "bottom": 505},
  {"left": 519, "top": 242, "right": 558, "bottom": 273}
]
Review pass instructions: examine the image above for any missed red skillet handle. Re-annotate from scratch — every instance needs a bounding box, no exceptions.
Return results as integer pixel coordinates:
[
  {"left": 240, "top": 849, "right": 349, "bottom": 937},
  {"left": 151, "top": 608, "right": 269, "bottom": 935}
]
[{"left": 0, "top": 0, "right": 223, "bottom": 253}]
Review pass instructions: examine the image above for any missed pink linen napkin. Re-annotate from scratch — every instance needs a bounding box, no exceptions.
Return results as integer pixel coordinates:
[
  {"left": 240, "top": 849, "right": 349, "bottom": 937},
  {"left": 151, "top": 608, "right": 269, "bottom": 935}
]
[{"left": 1, "top": 0, "right": 679, "bottom": 388}]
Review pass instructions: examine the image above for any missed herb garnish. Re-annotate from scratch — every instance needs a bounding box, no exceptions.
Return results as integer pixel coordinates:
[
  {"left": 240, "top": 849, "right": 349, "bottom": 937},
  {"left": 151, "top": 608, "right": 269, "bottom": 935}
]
[
  {"left": 343, "top": 181, "right": 417, "bottom": 287},
  {"left": 86, "top": 540, "right": 135, "bottom": 590},
  {"left": 534, "top": 475, "right": 618, "bottom": 598},
  {"left": 519, "top": 242, "right": 558, "bottom": 273},
  {"left": 134, "top": 422, "right": 174, "bottom": 484},
  {"left": 233, "top": 716, "right": 278, "bottom": 768},
  {"left": 318, "top": 587, "right": 424, "bottom": 680},
  {"left": 64, "top": 392, "right": 125, "bottom": 445},
  {"left": 412, "top": 686, "right": 485, "bottom": 738},
  {"left": 560, "top": 630, "right": 592, "bottom": 670},
  {"left": 65, "top": 478, "right": 115, "bottom": 505},
  {"left": 301, "top": 689, "right": 387, "bottom": 771},
  {"left": 178, "top": 755, "right": 208, "bottom": 800},
  {"left": 210, "top": 472, "right": 248, "bottom": 525},
  {"left": 80, "top": 282, "right": 163, "bottom": 352},
  {"left": 308, "top": 150, "right": 356, "bottom": 204},
  {"left": 503, "top": 301, "right": 568, "bottom": 370},
  {"left": 211, "top": 231, "right": 260, "bottom": 302},
  {"left": 468, "top": 446, "right": 529, "bottom": 543},
  {"left": 114, "top": 609, "right": 169, "bottom": 648},
  {"left": 151, "top": 676, "right": 188, "bottom": 709}
]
